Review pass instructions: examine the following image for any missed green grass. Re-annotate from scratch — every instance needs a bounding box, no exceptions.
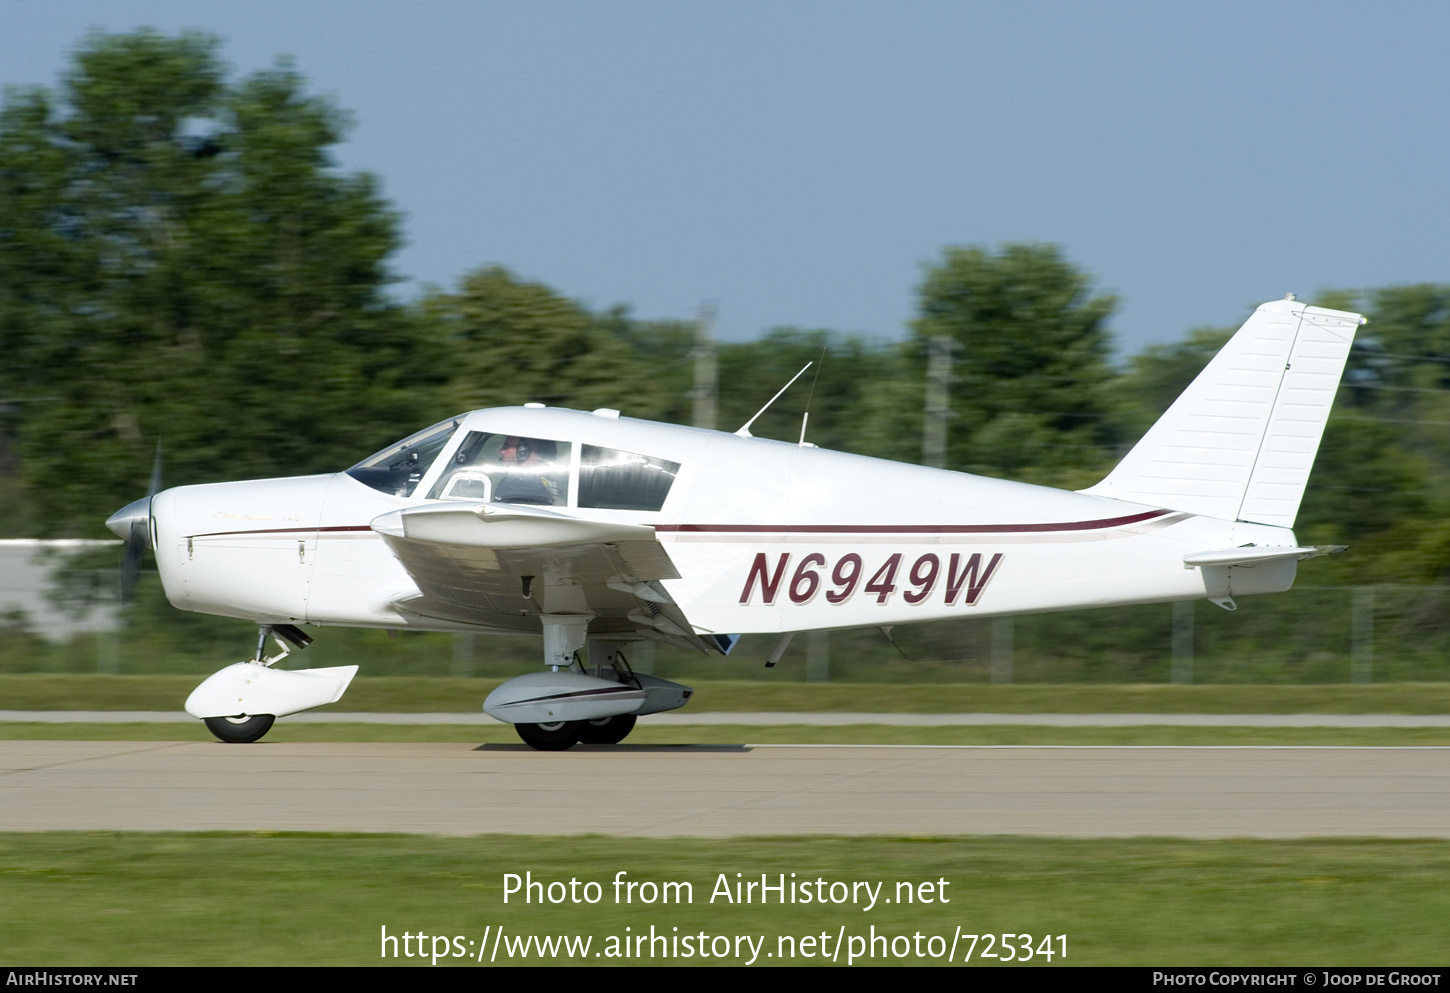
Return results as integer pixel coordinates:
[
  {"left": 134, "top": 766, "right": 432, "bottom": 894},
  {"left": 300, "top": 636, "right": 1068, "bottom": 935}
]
[
  {"left": 2, "top": 832, "right": 1448, "bottom": 965},
  {"left": 7, "top": 674, "right": 1450, "bottom": 714},
  {"left": 4, "top": 721, "right": 1450, "bottom": 746}
]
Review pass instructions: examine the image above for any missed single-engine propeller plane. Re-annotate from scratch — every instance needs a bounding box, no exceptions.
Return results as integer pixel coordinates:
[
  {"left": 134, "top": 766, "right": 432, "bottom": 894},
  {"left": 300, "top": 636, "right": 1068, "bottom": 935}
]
[{"left": 106, "top": 297, "right": 1362, "bottom": 748}]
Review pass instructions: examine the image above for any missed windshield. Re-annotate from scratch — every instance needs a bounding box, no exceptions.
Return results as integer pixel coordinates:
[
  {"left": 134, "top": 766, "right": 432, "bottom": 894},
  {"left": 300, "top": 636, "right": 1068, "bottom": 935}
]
[{"left": 346, "top": 418, "right": 461, "bottom": 497}]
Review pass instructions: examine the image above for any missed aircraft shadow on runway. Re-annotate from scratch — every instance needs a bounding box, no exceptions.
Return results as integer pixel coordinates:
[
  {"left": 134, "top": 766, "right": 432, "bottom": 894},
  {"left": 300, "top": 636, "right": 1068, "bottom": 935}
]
[{"left": 473, "top": 743, "right": 752, "bottom": 753}]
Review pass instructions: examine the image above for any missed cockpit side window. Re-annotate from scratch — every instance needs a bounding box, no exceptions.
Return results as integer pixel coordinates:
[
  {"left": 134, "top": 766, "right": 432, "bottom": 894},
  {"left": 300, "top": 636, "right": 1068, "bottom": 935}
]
[
  {"left": 428, "top": 431, "right": 572, "bottom": 507},
  {"left": 578, "top": 446, "right": 680, "bottom": 511},
  {"left": 346, "top": 419, "right": 461, "bottom": 498}
]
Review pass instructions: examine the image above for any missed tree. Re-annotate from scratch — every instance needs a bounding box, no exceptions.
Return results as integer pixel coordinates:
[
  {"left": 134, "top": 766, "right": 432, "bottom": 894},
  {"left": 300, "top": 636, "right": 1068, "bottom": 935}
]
[
  {"left": 911, "top": 244, "right": 1118, "bottom": 486},
  {"left": 590, "top": 305, "right": 697, "bottom": 425},
  {"left": 0, "top": 30, "right": 434, "bottom": 535},
  {"left": 421, "top": 266, "right": 676, "bottom": 418},
  {"left": 1294, "top": 285, "right": 1450, "bottom": 581}
]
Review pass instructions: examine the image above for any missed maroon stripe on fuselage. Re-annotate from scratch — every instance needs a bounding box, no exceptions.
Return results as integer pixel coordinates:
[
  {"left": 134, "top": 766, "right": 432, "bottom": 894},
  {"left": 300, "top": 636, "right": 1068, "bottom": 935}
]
[
  {"left": 187, "top": 509, "right": 1174, "bottom": 540},
  {"left": 653, "top": 509, "right": 1171, "bottom": 535},
  {"left": 186, "top": 525, "right": 374, "bottom": 538}
]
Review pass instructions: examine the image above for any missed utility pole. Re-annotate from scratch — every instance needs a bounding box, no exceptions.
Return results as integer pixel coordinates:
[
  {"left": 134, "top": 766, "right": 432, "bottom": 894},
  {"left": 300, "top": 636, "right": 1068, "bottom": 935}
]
[
  {"left": 692, "top": 302, "right": 718, "bottom": 430},
  {"left": 452, "top": 632, "right": 475, "bottom": 678},
  {"left": 1171, "top": 600, "right": 1194, "bottom": 684},
  {"left": 990, "top": 616, "right": 1014, "bottom": 684},
  {"left": 1351, "top": 586, "right": 1373, "bottom": 684},
  {"left": 807, "top": 630, "right": 830, "bottom": 682},
  {"left": 923, "top": 335, "right": 956, "bottom": 468}
]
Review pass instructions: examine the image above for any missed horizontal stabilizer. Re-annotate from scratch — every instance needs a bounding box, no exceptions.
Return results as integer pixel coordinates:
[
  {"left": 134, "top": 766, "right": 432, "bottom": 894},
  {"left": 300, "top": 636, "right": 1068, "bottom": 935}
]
[
  {"left": 1082, "top": 299, "right": 1362, "bottom": 527},
  {"left": 1182, "top": 544, "right": 1342, "bottom": 568}
]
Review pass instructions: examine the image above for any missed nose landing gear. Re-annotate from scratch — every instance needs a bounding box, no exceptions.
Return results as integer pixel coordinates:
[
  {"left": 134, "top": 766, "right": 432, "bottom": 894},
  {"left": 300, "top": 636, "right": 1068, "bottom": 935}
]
[
  {"left": 188, "top": 624, "right": 354, "bottom": 744},
  {"left": 202, "top": 714, "right": 276, "bottom": 744}
]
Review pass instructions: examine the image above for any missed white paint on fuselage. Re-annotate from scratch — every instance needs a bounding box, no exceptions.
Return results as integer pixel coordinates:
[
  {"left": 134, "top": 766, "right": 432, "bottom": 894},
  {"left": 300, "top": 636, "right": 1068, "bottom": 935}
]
[
  {"left": 153, "top": 474, "right": 328, "bottom": 624},
  {"left": 150, "top": 407, "right": 1301, "bottom": 637}
]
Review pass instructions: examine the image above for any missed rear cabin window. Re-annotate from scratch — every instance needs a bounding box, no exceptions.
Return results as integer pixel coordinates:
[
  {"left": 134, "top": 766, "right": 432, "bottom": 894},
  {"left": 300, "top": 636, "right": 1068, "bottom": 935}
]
[{"left": 578, "top": 446, "right": 680, "bottom": 512}]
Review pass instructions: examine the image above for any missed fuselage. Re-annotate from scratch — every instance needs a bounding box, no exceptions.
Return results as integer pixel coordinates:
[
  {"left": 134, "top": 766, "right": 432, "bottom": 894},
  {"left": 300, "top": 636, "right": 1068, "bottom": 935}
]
[{"left": 148, "top": 406, "right": 1301, "bottom": 638}]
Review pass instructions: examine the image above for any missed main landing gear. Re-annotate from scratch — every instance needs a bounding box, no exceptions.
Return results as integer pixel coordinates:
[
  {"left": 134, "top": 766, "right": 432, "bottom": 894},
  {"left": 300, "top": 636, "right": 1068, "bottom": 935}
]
[
  {"left": 515, "top": 720, "right": 585, "bottom": 751},
  {"left": 507, "top": 646, "right": 647, "bottom": 751},
  {"left": 514, "top": 712, "right": 639, "bottom": 751},
  {"left": 487, "top": 620, "right": 691, "bottom": 751},
  {"left": 579, "top": 713, "right": 637, "bottom": 745}
]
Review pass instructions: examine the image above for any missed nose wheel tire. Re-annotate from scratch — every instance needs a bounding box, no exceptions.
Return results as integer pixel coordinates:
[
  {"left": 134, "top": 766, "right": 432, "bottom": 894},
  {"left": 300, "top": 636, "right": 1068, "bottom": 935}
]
[
  {"left": 577, "top": 713, "right": 637, "bottom": 745},
  {"left": 203, "top": 714, "right": 276, "bottom": 744},
  {"left": 515, "top": 720, "right": 583, "bottom": 751}
]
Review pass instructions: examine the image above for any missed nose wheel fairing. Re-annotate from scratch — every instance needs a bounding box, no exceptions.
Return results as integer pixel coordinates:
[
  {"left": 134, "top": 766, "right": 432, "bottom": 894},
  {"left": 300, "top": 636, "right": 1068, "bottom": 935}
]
[{"left": 185, "top": 661, "right": 358, "bottom": 720}]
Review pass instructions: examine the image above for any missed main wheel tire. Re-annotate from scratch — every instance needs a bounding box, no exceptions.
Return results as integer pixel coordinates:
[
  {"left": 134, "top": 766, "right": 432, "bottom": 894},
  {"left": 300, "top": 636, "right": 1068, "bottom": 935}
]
[
  {"left": 203, "top": 714, "right": 276, "bottom": 744},
  {"left": 577, "top": 713, "right": 637, "bottom": 745},
  {"left": 515, "top": 720, "right": 583, "bottom": 751}
]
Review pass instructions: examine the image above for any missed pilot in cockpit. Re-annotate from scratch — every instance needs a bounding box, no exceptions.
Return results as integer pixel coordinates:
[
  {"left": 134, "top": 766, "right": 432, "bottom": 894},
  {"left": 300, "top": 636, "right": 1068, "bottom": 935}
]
[{"left": 493, "top": 436, "right": 562, "bottom": 505}]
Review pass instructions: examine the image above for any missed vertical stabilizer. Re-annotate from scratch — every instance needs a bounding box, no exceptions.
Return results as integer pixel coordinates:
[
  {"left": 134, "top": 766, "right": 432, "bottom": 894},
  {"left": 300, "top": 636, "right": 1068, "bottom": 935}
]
[{"left": 1081, "top": 298, "right": 1362, "bottom": 527}]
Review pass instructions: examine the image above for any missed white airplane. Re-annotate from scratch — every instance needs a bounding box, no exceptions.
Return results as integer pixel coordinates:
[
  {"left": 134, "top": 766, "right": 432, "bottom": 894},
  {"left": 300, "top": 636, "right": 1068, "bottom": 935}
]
[{"left": 106, "top": 297, "right": 1362, "bottom": 749}]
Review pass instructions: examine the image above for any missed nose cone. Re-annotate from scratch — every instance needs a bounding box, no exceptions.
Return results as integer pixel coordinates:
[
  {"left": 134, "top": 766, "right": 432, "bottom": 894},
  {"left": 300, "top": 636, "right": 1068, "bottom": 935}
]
[{"left": 106, "top": 496, "right": 151, "bottom": 542}]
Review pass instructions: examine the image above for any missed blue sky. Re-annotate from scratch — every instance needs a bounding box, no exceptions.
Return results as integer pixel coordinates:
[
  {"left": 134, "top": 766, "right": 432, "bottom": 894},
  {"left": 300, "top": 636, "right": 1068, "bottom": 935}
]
[{"left": 4, "top": 1, "right": 1447, "bottom": 353}]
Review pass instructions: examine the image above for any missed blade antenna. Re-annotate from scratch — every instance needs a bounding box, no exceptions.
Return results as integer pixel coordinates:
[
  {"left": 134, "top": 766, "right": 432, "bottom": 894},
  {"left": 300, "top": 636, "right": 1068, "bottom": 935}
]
[
  {"left": 798, "top": 345, "right": 827, "bottom": 447},
  {"left": 735, "top": 362, "right": 812, "bottom": 438},
  {"left": 877, "top": 625, "right": 914, "bottom": 662}
]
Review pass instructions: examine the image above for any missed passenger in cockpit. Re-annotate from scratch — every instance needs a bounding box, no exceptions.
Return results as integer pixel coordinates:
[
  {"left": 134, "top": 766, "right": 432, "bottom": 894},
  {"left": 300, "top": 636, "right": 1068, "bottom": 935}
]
[{"left": 494, "top": 436, "right": 563, "bottom": 505}]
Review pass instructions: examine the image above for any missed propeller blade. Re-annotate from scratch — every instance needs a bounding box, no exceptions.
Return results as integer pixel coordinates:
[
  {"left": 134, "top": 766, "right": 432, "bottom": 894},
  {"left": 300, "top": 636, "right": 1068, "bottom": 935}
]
[
  {"left": 120, "top": 519, "right": 146, "bottom": 605},
  {"left": 114, "top": 441, "right": 162, "bottom": 607}
]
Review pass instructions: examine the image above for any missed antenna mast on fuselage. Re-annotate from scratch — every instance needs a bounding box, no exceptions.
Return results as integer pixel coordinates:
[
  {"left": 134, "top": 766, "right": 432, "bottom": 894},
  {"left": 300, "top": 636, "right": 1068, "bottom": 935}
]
[{"left": 735, "top": 362, "right": 813, "bottom": 438}]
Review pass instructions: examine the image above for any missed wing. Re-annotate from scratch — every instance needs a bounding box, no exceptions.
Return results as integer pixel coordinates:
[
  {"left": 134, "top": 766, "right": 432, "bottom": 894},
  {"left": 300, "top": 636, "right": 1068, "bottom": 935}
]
[{"left": 370, "top": 502, "right": 719, "bottom": 651}]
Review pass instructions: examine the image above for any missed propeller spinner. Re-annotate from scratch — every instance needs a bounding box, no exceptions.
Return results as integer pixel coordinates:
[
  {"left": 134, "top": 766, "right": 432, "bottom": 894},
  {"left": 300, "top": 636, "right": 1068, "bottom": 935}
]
[{"left": 105, "top": 444, "right": 163, "bottom": 604}]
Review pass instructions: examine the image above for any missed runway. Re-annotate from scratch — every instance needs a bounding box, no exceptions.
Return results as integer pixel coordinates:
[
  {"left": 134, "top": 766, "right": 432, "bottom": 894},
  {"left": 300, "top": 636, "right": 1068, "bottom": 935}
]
[
  {"left": 3, "top": 740, "right": 1449, "bottom": 838},
  {"left": 7, "top": 710, "right": 1450, "bottom": 726}
]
